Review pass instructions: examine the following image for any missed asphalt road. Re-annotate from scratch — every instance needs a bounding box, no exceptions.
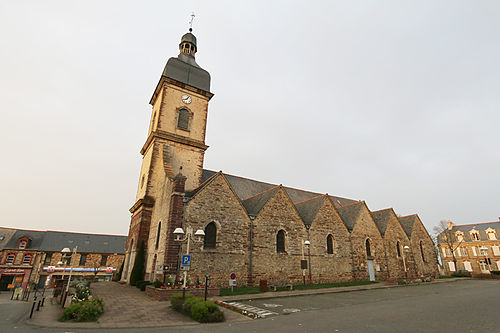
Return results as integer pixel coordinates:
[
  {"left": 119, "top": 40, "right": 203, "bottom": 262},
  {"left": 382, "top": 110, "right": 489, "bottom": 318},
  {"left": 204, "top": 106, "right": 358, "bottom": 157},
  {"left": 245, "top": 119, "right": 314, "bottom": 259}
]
[{"left": 2, "top": 280, "right": 500, "bottom": 333}]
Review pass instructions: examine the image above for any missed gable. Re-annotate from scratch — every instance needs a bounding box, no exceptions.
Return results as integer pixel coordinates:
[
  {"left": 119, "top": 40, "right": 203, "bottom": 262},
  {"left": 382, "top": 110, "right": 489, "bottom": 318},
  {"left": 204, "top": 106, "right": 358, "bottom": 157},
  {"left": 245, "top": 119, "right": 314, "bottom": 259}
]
[
  {"left": 253, "top": 187, "right": 303, "bottom": 224},
  {"left": 308, "top": 197, "right": 350, "bottom": 234},
  {"left": 351, "top": 203, "right": 383, "bottom": 239},
  {"left": 295, "top": 195, "right": 326, "bottom": 227},
  {"left": 337, "top": 201, "right": 363, "bottom": 231}
]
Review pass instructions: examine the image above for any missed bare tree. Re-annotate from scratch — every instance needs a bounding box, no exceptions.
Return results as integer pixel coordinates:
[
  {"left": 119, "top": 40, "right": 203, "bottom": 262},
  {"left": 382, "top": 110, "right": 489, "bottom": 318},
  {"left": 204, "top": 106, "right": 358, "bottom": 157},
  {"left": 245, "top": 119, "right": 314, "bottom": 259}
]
[{"left": 433, "top": 220, "right": 463, "bottom": 272}]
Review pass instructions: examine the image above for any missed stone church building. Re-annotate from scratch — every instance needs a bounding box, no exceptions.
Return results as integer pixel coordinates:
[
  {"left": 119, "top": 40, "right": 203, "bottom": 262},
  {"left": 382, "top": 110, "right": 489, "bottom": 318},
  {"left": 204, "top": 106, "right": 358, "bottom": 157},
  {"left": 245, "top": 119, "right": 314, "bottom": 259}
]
[{"left": 122, "top": 30, "right": 438, "bottom": 286}]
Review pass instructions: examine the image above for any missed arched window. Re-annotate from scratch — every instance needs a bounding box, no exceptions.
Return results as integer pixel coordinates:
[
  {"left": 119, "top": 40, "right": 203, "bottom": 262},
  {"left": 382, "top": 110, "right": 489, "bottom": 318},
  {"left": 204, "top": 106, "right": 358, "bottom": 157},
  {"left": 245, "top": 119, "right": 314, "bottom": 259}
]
[
  {"left": 276, "top": 230, "right": 286, "bottom": 253},
  {"left": 204, "top": 222, "right": 217, "bottom": 248},
  {"left": 177, "top": 108, "right": 190, "bottom": 131},
  {"left": 327, "top": 234, "right": 334, "bottom": 254},
  {"left": 366, "top": 239, "right": 372, "bottom": 257},
  {"left": 420, "top": 241, "right": 426, "bottom": 262},
  {"left": 155, "top": 222, "right": 161, "bottom": 249},
  {"left": 396, "top": 241, "right": 401, "bottom": 257}
]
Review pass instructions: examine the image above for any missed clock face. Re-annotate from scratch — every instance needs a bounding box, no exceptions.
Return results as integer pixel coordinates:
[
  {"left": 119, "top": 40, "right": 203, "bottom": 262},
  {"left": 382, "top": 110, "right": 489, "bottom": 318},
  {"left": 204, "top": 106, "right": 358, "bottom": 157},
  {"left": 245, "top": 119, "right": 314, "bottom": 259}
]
[{"left": 181, "top": 94, "right": 192, "bottom": 104}]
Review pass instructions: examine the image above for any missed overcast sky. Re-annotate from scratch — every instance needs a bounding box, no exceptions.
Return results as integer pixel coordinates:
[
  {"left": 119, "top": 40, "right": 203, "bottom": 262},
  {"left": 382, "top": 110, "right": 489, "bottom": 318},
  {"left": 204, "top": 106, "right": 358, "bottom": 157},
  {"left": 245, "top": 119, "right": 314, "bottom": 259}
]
[{"left": 1, "top": 1, "right": 499, "bottom": 236}]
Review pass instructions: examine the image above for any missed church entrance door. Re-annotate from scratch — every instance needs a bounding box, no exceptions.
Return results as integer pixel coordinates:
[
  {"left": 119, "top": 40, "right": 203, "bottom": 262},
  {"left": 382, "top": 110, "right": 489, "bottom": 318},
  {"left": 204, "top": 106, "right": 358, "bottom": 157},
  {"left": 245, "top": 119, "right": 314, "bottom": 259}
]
[{"left": 367, "top": 260, "right": 375, "bottom": 281}]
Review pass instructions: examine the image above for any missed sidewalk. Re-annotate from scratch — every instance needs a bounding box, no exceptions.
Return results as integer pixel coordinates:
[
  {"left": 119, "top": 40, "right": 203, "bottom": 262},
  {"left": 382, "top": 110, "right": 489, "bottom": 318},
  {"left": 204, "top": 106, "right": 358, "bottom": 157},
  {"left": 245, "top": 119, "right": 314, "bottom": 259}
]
[
  {"left": 26, "top": 281, "right": 249, "bottom": 329},
  {"left": 214, "top": 277, "right": 467, "bottom": 302}
]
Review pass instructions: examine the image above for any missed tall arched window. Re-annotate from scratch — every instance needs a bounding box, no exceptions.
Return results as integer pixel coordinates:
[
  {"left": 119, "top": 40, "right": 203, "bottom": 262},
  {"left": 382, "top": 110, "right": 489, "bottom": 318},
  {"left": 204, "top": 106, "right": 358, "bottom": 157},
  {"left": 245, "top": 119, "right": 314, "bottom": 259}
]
[
  {"left": 396, "top": 241, "right": 401, "bottom": 257},
  {"left": 366, "top": 239, "right": 372, "bottom": 257},
  {"left": 420, "top": 241, "right": 426, "bottom": 262},
  {"left": 276, "top": 230, "right": 286, "bottom": 253},
  {"left": 177, "top": 108, "right": 190, "bottom": 131},
  {"left": 155, "top": 222, "right": 161, "bottom": 249},
  {"left": 204, "top": 222, "right": 217, "bottom": 248},
  {"left": 327, "top": 234, "right": 334, "bottom": 254}
]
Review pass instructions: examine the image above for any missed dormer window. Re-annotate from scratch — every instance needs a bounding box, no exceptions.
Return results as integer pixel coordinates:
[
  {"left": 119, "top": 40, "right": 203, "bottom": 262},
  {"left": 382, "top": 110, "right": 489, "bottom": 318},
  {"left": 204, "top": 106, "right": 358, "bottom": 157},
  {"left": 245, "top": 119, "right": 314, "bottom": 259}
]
[
  {"left": 470, "top": 230, "right": 480, "bottom": 241},
  {"left": 486, "top": 229, "right": 497, "bottom": 240},
  {"left": 455, "top": 231, "right": 464, "bottom": 242},
  {"left": 18, "top": 239, "right": 28, "bottom": 249}
]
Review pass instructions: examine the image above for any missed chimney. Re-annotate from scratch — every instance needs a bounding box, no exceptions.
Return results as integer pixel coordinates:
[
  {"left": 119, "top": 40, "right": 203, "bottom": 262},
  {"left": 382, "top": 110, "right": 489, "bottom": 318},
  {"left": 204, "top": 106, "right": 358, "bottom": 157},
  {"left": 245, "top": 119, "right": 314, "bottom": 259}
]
[{"left": 447, "top": 221, "right": 454, "bottom": 230}]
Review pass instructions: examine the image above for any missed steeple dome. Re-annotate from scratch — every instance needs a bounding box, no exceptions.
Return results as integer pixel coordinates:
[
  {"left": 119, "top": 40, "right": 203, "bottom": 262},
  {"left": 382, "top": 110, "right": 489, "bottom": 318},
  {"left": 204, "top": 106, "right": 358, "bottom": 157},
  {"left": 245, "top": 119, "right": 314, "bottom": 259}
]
[{"left": 160, "top": 30, "right": 211, "bottom": 93}]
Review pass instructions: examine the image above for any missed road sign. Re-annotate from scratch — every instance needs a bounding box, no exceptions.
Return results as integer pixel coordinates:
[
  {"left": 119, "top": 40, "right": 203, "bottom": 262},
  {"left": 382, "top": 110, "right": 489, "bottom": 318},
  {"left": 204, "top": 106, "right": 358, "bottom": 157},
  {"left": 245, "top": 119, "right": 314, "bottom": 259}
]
[
  {"left": 230, "top": 273, "right": 236, "bottom": 280},
  {"left": 47, "top": 266, "right": 55, "bottom": 273},
  {"left": 180, "top": 265, "right": 190, "bottom": 271},
  {"left": 182, "top": 255, "right": 191, "bottom": 266},
  {"left": 229, "top": 279, "right": 236, "bottom": 286},
  {"left": 106, "top": 267, "right": 113, "bottom": 273}
]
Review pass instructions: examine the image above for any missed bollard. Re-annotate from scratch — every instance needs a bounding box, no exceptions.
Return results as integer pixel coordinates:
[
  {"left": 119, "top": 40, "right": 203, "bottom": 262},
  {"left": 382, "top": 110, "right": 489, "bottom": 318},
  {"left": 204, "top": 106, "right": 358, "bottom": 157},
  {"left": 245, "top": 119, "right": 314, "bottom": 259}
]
[
  {"left": 41, "top": 297, "right": 45, "bottom": 307},
  {"left": 29, "top": 301, "right": 36, "bottom": 318},
  {"left": 10, "top": 288, "right": 15, "bottom": 300},
  {"left": 204, "top": 275, "right": 210, "bottom": 301},
  {"left": 37, "top": 300, "right": 41, "bottom": 311}
]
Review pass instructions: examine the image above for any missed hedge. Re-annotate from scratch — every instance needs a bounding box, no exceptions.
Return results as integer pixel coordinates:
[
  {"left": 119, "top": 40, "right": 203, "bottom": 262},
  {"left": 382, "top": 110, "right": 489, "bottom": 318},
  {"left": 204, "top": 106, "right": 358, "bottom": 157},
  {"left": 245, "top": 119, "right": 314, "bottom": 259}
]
[
  {"left": 59, "top": 298, "right": 104, "bottom": 322},
  {"left": 170, "top": 293, "right": 224, "bottom": 323}
]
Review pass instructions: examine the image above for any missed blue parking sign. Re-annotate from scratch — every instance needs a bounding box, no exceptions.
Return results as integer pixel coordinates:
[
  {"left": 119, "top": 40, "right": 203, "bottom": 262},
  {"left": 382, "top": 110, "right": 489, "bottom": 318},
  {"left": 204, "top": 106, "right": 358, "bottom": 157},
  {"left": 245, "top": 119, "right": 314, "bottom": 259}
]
[{"left": 182, "top": 255, "right": 191, "bottom": 266}]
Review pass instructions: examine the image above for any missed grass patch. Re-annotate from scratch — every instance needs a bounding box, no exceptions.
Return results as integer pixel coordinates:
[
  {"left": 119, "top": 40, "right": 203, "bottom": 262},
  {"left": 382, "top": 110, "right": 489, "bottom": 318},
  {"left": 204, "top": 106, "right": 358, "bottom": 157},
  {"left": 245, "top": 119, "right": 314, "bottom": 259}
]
[
  {"left": 220, "top": 280, "right": 377, "bottom": 296},
  {"left": 438, "top": 275, "right": 454, "bottom": 279}
]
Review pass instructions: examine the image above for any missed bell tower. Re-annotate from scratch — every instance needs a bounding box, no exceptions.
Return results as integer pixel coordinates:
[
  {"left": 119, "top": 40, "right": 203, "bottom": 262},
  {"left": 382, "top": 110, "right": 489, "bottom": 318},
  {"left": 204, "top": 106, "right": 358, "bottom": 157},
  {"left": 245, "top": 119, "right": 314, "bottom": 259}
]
[{"left": 123, "top": 29, "right": 213, "bottom": 283}]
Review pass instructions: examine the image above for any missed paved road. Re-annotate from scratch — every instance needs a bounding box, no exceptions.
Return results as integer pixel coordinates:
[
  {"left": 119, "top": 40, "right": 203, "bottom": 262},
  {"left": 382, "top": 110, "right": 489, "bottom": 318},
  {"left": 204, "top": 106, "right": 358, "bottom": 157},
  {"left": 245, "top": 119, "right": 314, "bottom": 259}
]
[{"left": 3, "top": 280, "right": 499, "bottom": 332}]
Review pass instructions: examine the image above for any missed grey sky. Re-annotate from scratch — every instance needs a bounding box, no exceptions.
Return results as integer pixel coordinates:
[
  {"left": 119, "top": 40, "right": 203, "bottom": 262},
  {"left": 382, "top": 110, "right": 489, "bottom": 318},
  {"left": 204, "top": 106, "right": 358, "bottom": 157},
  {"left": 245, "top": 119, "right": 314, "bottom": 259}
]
[{"left": 0, "top": 1, "right": 498, "bottom": 235}]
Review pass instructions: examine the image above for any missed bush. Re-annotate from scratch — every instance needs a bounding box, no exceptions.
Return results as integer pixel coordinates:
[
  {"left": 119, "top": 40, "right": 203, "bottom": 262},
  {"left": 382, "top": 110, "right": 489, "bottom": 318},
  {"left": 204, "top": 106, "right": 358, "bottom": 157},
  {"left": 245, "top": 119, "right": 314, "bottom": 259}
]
[
  {"left": 451, "top": 271, "right": 471, "bottom": 277},
  {"left": 153, "top": 279, "right": 163, "bottom": 288},
  {"left": 60, "top": 298, "right": 104, "bottom": 322},
  {"left": 170, "top": 293, "right": 224, "bottom": 323},
  {"left": 491, "top": 271, "right": 500, "bottom": 275}
]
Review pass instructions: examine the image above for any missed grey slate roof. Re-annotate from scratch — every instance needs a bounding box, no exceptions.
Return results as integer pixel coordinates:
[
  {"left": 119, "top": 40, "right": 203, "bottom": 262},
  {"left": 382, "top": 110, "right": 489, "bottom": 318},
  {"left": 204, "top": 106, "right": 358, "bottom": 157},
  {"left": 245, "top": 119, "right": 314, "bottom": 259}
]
[
  {"left": 398, "top": 215, "right": 417, "bottom": 238},
  {"left": 4, "top": 229, "right": 46, "bottom": 250},
  {"left": 0, "top": 227, "right": 17, "bottom": 250},
  {"left": 445, "top": 221, "right": 500, "bottom": 243},
  {"left": 241, "top": 186, "right": 280, "bottom": 216},
  {"left": 199, "top": 169, "right": 356, "bottom": 207},
  {"left": 295, "top": 195, "right": 327, "bottom": 227},
  {"left": 337, "top": 202, "right": 364, "bottom": 231},
  {"left": 371, "top": 209, "right": 395, "bottom": 236},
  {"left": 163, "top": 57, "right": 211, "bottom": 92},
  {"left": 40, "top": 231, "right": 126, "bottom": 254}
]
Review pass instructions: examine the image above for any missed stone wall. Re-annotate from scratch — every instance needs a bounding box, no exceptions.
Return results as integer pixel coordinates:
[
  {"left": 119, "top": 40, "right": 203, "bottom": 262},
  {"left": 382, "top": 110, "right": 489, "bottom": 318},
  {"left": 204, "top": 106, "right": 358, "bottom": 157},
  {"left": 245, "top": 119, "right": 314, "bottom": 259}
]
[
  {"left": 383, "top": 216, "right": 414, "bottom": 280},
  {"left": 145, "top": 285, "right": 220, "bottom": 301},
  {"left": 411, "top": 218, "right": 439, "bottom": 278},
  {"left": 308, "top": 198, "right": 353, "bottom": 282}
]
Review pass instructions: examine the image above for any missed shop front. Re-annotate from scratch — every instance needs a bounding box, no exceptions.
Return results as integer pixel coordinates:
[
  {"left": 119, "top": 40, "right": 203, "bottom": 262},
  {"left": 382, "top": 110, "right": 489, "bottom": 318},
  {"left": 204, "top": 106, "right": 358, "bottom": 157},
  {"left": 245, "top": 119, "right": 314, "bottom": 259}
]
[{"left": 0, "top": 267, "right": 32, "bottom": 291}]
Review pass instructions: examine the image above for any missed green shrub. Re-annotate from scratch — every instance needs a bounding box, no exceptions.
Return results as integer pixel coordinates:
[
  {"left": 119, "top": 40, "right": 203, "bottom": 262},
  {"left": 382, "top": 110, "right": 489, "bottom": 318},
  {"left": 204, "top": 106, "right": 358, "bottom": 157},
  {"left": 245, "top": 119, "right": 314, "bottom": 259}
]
[
  {"left": 170, "top": 293, "right": 194, "bottom": 312},
  {"left": 451, "top": 271, "right": 471, "bottom": 277},
  {"left": 153, "top": 279, "right": 163, "bottom": 288},
  {"left": 59, "top": 298, "right": 104, "bottom": 322},
  {"left": 491, "top": 271, "right": 500, "bottom": 275},
  {"left": 170, "top": 293, "right": 224, "bottom": 323}
]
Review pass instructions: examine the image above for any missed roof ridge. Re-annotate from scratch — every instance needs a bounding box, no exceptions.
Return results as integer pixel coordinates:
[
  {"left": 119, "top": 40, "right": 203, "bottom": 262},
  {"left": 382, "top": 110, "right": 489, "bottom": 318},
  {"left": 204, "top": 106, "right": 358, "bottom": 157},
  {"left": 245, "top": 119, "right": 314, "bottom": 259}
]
[
  {"left": 398, "top": 214, "right": 417, "bottom": 219},
  {"left": 371, "top": 207, "right": 393, "bottom": 214},
  {"left": 242, "top": 184, "right": 281, "bottom": 201},
  {"left": 338, "top": 200, "right": 363, "bottom": 209},
  {"left": 46, "top": 230, "right": 127, "bottom": 237},
  {"left": 295, "top": 194, "right": 327, "bottom": 205},
  {"left": 453, "top": 221, "right": 500, "bottom": 227}
]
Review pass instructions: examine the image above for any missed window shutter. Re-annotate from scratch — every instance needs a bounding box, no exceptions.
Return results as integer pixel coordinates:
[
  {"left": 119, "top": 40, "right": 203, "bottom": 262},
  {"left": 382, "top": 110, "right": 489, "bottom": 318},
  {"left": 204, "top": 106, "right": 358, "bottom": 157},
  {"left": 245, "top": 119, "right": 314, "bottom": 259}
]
[
  {"left": 497, "top": 261, "right": 500, "bottom": 271},
  {"left": 464, "top": 261, "right": 472, "bottom": 272},
  {"left": 472, "top": 246, "right": 477, "bottom": 256},
  {"left": 442, "top": 248, "right": 447, "bottom": 257},
  {"left": 448, "top": 261, "right": 456, "bottom": 272},
  {"left": 492, "top": 246, "right": 500, "bottom": 256},
  {"left": 456, "top": 248, "right": 460, "bottom": 257},
  {"left": 177, "top": 109, "right": 189, "bottom": 130}
]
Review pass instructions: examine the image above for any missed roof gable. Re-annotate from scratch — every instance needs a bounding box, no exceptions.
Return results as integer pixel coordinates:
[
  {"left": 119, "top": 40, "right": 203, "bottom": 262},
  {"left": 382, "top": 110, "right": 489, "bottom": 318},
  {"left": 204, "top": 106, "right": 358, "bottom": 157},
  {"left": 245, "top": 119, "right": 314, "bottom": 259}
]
[
  {"left": 398, "top": 215, "right": 417, "bottom": 238},
  {"left": 241, "top": 186, "right": 280, "bottom": 216},
  {"left": 337, "top": 201, "right": 364, "bottom": 231},
  {"left": 295, "top": 195, "right": 327, "bottom": 227},
  {"left": 371, "top": 208, "right": 394, "bottom": 236}
]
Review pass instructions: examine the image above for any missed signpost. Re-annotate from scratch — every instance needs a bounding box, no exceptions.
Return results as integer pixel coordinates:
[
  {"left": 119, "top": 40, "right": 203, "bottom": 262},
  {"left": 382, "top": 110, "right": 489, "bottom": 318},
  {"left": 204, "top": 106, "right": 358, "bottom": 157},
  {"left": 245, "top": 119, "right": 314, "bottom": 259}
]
[
  {"left": 229, "top": 272, "right": 236, "bottom": 293},
  {"left": 181, "top": 255, "right": 191, "bottom": 271}
]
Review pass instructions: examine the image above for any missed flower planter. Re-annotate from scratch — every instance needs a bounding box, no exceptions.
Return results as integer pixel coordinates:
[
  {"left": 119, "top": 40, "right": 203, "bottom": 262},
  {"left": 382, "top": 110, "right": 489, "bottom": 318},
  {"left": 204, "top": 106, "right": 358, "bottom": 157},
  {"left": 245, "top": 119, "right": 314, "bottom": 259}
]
[{"left": 145, "top": 285, "right": 220, "bottom": 301}]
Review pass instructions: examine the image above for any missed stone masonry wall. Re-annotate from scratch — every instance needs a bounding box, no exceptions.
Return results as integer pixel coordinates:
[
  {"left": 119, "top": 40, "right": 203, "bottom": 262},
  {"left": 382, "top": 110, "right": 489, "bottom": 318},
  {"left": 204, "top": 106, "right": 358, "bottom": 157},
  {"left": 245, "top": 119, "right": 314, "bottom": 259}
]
[
  {"left": 351, "top": 205, "right": 387, "bottom": 281},
  {"left": 383, "top": 217, "right": 415, "bottom": 280},
  {"left": 308, "top": 198, "right": 353, "bottom": 282},
  {"left": 411, "top": 219, "right": 439, "bottom": 278}
]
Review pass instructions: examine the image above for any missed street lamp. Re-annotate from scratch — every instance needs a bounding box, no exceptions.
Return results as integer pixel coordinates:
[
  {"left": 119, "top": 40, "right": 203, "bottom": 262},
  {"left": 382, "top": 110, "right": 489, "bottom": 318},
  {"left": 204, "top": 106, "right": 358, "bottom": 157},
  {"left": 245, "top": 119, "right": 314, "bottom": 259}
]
[
  {"left": 402, "top": 245, "right": 410, "bottom": 278},
  {"left": 61, "top": 246, "right": 77, "bottom": 307},
  {"left": 173, "top": 226, "right": 205, "bottom": 293},
  {"left": 304, "top": 240, "right": 312, "bottom": 284}
]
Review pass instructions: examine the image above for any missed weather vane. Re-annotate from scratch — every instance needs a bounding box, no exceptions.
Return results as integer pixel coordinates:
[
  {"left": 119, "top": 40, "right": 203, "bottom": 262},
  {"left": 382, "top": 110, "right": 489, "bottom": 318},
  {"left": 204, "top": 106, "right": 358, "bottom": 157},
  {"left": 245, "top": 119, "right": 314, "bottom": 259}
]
[{"left": 189, "top": 12, "right": 195, "bottom": 32}]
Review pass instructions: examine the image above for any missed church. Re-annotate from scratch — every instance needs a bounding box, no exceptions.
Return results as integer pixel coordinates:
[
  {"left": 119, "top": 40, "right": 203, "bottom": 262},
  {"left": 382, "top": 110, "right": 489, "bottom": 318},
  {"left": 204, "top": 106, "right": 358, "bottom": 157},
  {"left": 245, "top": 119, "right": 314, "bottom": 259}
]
[{"left": 122, "top": 29, "right": 438, "bottom": 287}]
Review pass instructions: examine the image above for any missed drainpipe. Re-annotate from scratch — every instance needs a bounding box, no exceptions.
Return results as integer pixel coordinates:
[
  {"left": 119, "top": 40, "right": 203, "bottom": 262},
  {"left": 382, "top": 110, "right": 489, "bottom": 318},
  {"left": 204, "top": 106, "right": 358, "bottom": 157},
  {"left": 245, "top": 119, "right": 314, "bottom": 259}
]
[{"left": 248, "top": 216, "right": 255, "bottom": 286}]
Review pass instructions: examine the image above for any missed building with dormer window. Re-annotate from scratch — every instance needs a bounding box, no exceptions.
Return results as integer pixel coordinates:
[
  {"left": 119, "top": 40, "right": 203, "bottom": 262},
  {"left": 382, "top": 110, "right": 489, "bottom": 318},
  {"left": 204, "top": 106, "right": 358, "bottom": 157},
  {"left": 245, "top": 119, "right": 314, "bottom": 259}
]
[{"left": 438, "top": 220, "right": 500, "bottom": 274}]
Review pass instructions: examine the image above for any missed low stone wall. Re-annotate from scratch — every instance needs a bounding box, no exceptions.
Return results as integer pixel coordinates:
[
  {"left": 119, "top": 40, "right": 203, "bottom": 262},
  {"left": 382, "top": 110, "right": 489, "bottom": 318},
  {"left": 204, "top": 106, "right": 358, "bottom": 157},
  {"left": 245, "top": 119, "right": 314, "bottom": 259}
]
[{"left": 145, "top": 286, "right": 220, "bottom": 301}]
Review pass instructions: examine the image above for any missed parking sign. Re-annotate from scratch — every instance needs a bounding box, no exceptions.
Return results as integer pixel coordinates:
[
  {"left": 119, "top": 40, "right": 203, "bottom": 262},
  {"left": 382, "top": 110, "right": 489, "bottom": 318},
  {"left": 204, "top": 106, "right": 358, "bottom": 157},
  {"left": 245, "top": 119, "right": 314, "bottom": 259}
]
[{"left": 182, "top": 255, "right": 191, "bottom": 266}]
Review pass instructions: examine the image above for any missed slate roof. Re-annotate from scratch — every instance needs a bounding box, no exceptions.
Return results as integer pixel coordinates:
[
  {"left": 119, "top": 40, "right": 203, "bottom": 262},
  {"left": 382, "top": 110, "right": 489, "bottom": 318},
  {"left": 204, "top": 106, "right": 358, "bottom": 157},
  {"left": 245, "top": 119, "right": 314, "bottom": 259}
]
[
  {"left": 199, "top": 169, "right": 356, "bottom": 207},
  {"left": 0, "top": 227, "right": 17, "bottom": 250},
  {"left": 241, "top": 186, "right": 280, "bottom": 216},
  {"left": 398, "top": 215, "right": 417, "bottom": 238},
  {"left": 295, "top": 195, "right": 327, "bottom": 227},
  {"left": 40, "top": 231, "right": 126, "bottom": 254},
  {"left": 443, "top": 221, "right": 500, "bottom": 243},
  {"left": 371, "top": 209, "right": 395, "bottom": 236},
  {"left": 4, "top": 229, "right": 46, "bottom": 250},
  {"left": 337, "top": 201, "right": 364, "bottom": 231}
]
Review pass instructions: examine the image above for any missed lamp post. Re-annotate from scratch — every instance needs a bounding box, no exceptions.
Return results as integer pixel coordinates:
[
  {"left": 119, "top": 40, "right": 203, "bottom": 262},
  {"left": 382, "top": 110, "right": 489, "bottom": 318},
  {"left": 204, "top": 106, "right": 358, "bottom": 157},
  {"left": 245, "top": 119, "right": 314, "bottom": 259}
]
[
  {"left": 173, "top": 226, "right": 205, "bottom": 295},
  {"left": 61, "top": 246, "right": 77, "bottom": 307},
  {"left": 304, "top": 240, "right": 312, "bottom": 284}
]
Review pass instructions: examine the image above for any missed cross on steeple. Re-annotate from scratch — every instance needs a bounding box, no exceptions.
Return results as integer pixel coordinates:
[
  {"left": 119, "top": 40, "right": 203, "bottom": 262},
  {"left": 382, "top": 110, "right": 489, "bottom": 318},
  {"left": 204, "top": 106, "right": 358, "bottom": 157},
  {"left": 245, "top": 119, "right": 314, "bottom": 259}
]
[{"left": 189, "top": 12, "right": 195, "bottom": 32}]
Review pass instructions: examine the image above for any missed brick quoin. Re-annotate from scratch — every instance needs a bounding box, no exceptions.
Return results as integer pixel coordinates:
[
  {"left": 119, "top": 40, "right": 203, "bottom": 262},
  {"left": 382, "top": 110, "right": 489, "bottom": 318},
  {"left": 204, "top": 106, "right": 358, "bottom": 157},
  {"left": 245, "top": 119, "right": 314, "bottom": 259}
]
[{"left": 163, "top": 173, "right": 186, "bottom": 276}]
